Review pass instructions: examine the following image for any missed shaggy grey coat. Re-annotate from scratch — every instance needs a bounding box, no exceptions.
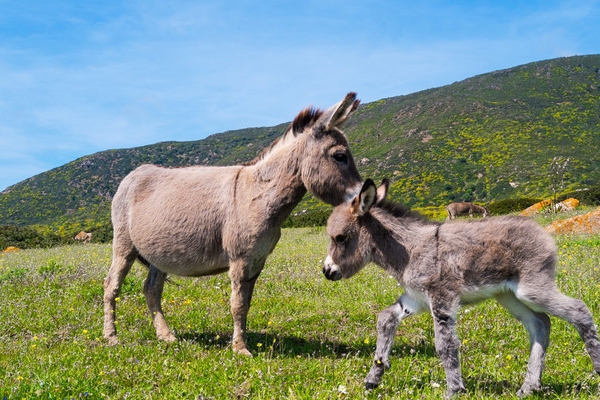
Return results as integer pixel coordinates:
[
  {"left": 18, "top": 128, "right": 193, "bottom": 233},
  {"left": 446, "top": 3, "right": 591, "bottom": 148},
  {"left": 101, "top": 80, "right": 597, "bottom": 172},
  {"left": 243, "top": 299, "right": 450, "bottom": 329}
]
[{"left": 324, "top": 179, "right": 600, "bottom": 397}]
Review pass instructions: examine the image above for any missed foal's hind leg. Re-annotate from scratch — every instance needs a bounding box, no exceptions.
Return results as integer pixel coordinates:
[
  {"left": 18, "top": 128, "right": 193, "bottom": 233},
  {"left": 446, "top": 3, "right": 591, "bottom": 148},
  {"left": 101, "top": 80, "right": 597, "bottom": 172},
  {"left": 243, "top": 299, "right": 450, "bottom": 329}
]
[
  {"left": 144, "top": 265, "right": 176, "bottom": 342},
  {"left": 103, "top": 248, "right": 137, "bottom": 345},
  {"left": 495, "top": 292, "right": 551, "bottom": 397},
  {"left": 519, "top": 288, "right": 600, "bottom": 374}
]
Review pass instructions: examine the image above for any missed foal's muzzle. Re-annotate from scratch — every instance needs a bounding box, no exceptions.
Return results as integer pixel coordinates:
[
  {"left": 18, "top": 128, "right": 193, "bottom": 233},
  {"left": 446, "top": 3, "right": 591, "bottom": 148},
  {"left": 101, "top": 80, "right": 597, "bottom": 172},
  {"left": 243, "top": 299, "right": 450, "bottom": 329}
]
[{"left": 323, "top": 255, "right": 342, "bottom": 281}]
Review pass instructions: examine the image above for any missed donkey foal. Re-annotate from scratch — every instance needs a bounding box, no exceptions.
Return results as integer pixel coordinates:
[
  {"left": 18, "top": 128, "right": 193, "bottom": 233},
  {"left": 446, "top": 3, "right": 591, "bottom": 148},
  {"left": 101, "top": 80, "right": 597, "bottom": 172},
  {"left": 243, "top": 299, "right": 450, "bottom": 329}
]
[{"left": 323, "top": 179, "right": 600, "bottom": 397}]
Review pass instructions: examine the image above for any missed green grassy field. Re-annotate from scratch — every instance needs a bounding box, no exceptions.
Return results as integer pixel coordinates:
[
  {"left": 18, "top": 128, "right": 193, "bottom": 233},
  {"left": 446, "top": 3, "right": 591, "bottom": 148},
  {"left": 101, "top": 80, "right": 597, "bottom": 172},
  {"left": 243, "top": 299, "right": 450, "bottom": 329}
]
[{"left": 1, "top": 226, "right": 600, "bottom": 399}]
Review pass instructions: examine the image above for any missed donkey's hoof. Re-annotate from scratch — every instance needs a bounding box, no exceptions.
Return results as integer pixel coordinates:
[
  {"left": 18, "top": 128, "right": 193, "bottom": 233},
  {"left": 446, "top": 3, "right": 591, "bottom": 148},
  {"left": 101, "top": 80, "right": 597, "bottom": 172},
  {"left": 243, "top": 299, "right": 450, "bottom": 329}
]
[
  {"left": 105, "top": 335, "right": 119, "bottom": 346},
  {"left": 232, "top": 346, "right": 253, "bottom": 357},
  {"left": 158, "top": 332, "right": 177, "bottom": 343},
  {"left": 365, "top": 381, "right": 379, "bottom": 390}
]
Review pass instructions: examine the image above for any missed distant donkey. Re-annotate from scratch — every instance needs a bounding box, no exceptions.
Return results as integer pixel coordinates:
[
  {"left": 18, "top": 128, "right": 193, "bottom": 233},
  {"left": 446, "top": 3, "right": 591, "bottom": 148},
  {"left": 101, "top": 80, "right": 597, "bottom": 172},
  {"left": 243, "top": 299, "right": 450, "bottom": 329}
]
[
  {"left": 323, "top": 179, "right": 600, "bottom": 398},
  {"left": 104, "top": 93, "right": 363, "bottom": 356},
  {"left": 446, "top": 201, "right": 488, "bottom": 220}
]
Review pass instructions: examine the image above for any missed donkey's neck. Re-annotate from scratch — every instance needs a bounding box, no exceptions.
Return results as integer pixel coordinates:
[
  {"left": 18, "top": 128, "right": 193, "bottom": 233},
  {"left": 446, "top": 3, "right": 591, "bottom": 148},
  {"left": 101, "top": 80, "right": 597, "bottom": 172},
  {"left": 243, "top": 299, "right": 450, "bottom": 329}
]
[
  {"left": 368, "top": 210, "right": 439, "bottom": 278},
  {"left": 243, "top": 150, "right": 306, "bottom": 223}
]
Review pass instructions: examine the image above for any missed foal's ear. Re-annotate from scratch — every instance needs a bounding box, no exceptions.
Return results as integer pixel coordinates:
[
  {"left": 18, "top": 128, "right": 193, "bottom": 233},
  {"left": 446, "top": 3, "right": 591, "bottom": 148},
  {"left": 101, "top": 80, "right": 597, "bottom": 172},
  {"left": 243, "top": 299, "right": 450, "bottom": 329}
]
[
  {"left": 352, "top": 179, "right": 377, "bottom": 216},
  {"left": 376, "top": 178, "right": 389, "bottom": 204},
  {"left": 321, "top": 92, "right": 360, "bottom": 131}
]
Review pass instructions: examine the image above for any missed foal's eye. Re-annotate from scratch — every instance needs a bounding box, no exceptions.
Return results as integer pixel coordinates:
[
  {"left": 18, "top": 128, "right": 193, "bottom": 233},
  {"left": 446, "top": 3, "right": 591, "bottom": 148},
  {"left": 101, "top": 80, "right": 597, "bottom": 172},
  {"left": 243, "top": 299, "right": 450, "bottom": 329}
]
[
  {"left": 332, "top": 152, "right": 348, "bottom": 164},
  {"left": 334, "top": 235, "right": 347, "bottom": 245}
]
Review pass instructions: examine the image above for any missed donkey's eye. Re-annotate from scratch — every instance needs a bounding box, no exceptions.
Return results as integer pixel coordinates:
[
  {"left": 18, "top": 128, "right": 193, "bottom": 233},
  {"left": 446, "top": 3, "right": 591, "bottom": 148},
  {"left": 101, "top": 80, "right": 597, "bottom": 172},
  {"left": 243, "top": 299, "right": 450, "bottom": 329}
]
[
  {"left": 332, "top": 152, "right": 348, "bottom": 164},
  {"left": 334, "top": 235, "right": 347, "bottom": 245}
]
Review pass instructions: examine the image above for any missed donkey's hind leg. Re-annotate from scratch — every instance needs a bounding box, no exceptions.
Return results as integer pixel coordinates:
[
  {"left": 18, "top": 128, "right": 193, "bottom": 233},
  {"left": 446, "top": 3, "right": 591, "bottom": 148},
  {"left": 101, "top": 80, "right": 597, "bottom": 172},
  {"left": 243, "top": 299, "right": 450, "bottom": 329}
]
[
  {"left": 103, "top": 249, "right": 137, "bottom": 345},
  {"left": 144, "top": 265, "right": 176, "bottom": 342},
  {"left": 519, "top": 288, "right": 600, "bottom": 374},
  {"left": 495, "top": 292, "right": 550, "bottom": 397}
]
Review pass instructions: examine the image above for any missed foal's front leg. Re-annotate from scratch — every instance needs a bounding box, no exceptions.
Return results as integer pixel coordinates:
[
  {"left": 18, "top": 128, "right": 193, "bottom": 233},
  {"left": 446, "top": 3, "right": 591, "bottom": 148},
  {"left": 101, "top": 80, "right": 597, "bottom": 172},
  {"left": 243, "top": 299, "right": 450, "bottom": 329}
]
[
  {"left": 365, "top": 294, "right": 421, "bottom": 389},
  {"left": 431, "top": 297, "right": 465, "bottom": 398}
]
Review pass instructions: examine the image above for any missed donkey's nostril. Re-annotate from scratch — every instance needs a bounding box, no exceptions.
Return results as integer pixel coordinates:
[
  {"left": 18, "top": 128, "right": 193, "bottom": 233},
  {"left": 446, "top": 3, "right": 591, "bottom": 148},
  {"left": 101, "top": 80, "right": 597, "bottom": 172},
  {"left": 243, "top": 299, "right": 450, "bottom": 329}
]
[
  {"left": 323, "top": 255, "right": 342, "bottom": 281},
  {"left": 323, "top": 266, "right": 342, "bottom": 281}
]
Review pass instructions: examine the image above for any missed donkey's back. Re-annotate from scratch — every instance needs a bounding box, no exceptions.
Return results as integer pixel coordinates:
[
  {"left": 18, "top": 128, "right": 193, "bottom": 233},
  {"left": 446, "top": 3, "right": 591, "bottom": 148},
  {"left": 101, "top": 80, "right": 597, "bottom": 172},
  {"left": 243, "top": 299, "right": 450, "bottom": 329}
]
[
  {"left": 112, "top": 164, "right": 239, "bottom": 276},
  {"left": 439, "top": 216, "right": 557, "bottom": 286}
]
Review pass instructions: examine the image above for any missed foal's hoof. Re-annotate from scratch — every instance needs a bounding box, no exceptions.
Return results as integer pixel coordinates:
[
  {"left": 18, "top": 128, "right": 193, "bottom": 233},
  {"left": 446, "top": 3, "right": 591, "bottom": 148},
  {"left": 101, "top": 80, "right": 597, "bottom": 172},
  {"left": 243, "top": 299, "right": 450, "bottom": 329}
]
[
  {"left": 517, "top": 383, "right": 540, "bottom": 397},
  {"left": 365, "top": 381, "right": 379, "bottom": 390},
  {"left": 445, "top": 387, "right": 467, "bottom": 399},
  {"left": 516, "top": 388, "right": 535, "bottom": 398}
]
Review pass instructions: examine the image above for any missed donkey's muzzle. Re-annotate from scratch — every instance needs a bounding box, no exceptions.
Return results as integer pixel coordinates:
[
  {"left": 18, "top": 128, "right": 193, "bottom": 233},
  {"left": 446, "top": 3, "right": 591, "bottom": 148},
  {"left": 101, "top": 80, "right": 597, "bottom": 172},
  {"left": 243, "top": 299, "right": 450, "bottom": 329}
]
[{"left": 323, "top": 255, "right": 343, "bottom": 281}]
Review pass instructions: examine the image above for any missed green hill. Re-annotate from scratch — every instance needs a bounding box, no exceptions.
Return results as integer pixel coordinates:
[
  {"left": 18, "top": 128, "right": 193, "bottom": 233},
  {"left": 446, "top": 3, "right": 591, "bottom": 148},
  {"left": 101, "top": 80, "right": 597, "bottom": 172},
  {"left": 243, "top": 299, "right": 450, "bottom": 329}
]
[
  {"left": 348, "top": 55, "right": 600, "bottom": 206},
  {"left": 1, "top": 54, "right": 599, "bottom": 232}
]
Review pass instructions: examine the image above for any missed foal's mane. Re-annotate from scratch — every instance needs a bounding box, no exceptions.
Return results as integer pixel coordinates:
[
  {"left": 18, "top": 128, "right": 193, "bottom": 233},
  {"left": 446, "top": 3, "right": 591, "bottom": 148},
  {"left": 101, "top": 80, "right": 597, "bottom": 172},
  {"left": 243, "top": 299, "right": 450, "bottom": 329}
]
[
  {"left": 376, "top": 199, "right": 429, "bottom": 222},
  {"left": 243, "top": 106, "right": 324, "bottom": 166}
]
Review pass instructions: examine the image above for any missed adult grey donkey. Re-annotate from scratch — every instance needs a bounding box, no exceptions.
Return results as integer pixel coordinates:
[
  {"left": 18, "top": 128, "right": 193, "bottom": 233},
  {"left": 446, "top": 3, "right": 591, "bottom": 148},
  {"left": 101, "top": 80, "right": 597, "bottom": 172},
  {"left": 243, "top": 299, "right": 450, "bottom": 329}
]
[{"left": 104, "top": 93, "right": 363, "bottom": 356}]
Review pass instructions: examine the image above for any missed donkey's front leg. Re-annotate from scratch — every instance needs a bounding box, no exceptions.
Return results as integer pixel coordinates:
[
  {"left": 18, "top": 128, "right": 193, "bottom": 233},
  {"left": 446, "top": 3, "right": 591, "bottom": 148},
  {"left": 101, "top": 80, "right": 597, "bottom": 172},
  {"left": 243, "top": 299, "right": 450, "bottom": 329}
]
[
  {"left": 431, "top": 298, "right": 465, "bottom": 398},
  {"left": 365, "top": 295, "right": 421, "bottom": 389},
  {"left": 103, "top": 251, "right": 136, "bottom": 345},
  {"left": 144, "top": 265, "right": 176, "bottom": 342},
  {"left": 229, "top": 260, "right": 261, "bottom": 357}
]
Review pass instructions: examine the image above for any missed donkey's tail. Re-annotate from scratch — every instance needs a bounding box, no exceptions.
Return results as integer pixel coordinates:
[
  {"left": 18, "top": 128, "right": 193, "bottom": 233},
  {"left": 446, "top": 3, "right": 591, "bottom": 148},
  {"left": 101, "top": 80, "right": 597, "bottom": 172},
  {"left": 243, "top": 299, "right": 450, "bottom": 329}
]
[
  {"left": 137, "top": 255, "right": 151, "bottom": 268},
  {"left": 136, "top": 255, "right": 177, "bottom": 285}
]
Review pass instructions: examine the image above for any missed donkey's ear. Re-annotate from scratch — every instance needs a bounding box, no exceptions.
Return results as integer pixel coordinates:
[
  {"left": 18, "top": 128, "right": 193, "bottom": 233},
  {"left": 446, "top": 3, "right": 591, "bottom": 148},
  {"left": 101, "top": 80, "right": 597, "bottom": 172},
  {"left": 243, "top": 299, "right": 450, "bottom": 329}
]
[
  {"left": 320, "top": 92, "right": 360, "bottom": 131},
  {"left": 376, "top": 178, "right": 389, "bottom": 204},
  {"left": 351, "top": 179, "right": 377, "bottom": 216}
]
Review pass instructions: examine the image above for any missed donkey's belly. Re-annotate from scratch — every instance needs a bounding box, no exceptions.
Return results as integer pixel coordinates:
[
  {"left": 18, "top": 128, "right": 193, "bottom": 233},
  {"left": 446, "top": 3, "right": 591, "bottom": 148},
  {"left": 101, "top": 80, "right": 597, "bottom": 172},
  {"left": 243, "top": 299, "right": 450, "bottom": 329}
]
[
  {"left": 460, "top": 281, "right": 517, "bottom": 304},
  {"left": 131, "top": 223, "right": 230, "bottom": 277},
  {"left": 142, "top": 251, "right": 230, "bottom": 277}
]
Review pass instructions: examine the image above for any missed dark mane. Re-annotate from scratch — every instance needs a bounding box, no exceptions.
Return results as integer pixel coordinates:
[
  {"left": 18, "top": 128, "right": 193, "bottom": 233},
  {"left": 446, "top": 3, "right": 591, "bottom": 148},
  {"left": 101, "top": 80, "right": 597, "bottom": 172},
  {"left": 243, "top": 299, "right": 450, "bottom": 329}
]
[
  {"left": 291, "top": 106, "right": 324, "bottom": 134},
  {"left": 243, "top": 106, "right": 324, "bottom": 166}
]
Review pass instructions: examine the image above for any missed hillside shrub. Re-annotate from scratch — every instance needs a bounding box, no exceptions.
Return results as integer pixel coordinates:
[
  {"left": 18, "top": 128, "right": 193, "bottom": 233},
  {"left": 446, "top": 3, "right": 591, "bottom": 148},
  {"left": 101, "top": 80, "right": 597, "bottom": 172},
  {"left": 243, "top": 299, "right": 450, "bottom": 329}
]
[
  {"left": 283, "top": 209, "right": 331, "bottom": 228},
  {"left": 559, "top": 185, "right": 600, "bottom": 206},
  {"left": 91, "top": 222, "right": 114, "bottom": 243},
  {"left": 0, "top": 225, "right": 65, "bottom": 250},
  {"left": 415, "top": 205, "right": 447, "bottom": 221},
  {"left": 488, "top": 198, "right": 542, "bottom": 215}
]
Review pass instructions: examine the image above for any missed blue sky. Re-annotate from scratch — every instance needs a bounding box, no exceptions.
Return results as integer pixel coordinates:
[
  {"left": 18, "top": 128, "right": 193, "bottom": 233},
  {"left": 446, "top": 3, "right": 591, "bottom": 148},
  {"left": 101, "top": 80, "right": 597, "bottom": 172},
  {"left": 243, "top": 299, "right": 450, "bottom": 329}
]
[{"left": 1, "top": 0, "right": 599, "bottom": 191}]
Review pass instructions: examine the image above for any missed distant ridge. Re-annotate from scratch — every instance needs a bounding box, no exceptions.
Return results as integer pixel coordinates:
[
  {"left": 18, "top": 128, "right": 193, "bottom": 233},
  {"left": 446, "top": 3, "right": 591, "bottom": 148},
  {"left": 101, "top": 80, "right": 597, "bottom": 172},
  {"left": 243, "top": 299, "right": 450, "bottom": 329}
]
[{"left": 1, "top": 54, "right": 599, "bottom": 228}]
